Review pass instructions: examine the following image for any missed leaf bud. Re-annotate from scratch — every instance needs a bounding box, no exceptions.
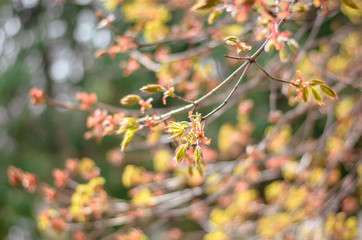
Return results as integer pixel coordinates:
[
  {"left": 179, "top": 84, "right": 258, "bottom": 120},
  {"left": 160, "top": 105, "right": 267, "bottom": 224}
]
[
  {"left": 120, "top": 95, "right": 141, "bottom": 106},
  {"left": 224, "top": 36, "right": 240, "bottom": 45},
  {"left": 140, "top": 84, "right": 166, "bottom": 94},
  {"left": 94, "top": 49, "right": 108, "bottom": 58},
  {"left": 29, "top": 88, "right": 47, "bottom": 105}
]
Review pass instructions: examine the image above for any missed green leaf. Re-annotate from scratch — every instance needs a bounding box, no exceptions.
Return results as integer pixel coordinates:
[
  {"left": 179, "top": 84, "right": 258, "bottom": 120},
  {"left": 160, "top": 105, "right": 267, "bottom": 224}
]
[
  {"left": 184, "top": 134, "right": 196, "bottom": 148},
  {"left": 292, "top": 3, "right": 309, "bottom": 13},
  {"left": 175, "top": 144, "right": 187, "bottom": 163},
  {"left": 121, "top": 128, "right": 136, "bottom": 151},
  {"left": 196, "top": 166, "right": 203, "bottom": 176},
  {"left": 208, "top": 7, "right": 223, "bottom": 24},
  {"left": 264, "top": 40, "right": 275, "bottom": 53},
  {"left": 311, "top": 87, "right": 323, "bottom": 105},
  {"left": 287, "top": 39, "right": 299, "bottom": 53},
  {"left": 341, "top": 0, "right": 360, "bottom": 9},
  {"left": 192, "top": 0, "right": 221, "bottom": 11},
  {"left": 309, "top": 79, "right": 325, "bottom": 86},
  {"left": 166, "top": 121, "right": 189, "bottom": 138},
  {"left": 279, "top": 47, "right": 288, "bottom": 62},
  {"left": 188, "top": 165, "right": 193, "bottom": 176},
  {"left": 302, "top": 88, "right": 309, "bottom": 102},
  {"left": 320, "top": 85, "right": 338, "bottom": 99},
  {"left": 117, "top": 118, "right": 138, "bottom": 134},
  {"left": 194, "top": 145, "right": 204, "bottom": 169}
]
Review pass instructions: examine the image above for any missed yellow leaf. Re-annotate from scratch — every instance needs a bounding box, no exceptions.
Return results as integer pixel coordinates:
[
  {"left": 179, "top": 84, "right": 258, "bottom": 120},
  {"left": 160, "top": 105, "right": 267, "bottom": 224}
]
[
  {"left": 153, "top": 149, "right": 172, "bottom": 172},
  {"left": 342, "top": 0, "right": 361, "bottom": 9},
  {"left": 192, "top": 0, "right": 221, "bottom": 11}
]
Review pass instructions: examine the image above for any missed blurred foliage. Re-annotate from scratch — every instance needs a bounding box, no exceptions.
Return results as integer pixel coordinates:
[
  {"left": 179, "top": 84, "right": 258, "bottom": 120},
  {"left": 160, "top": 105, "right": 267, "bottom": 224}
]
[
  {"left": 0, "top": 0, "right": 361, "bottom": 239},
  {"left": 0, "top": 0, "right": 135, "bottom": 238}
]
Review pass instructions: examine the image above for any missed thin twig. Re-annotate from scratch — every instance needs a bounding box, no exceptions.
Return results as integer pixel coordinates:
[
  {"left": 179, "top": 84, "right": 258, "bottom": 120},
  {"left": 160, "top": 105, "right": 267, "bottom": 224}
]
[
  {"left": 202, "top": 63, "right": 251, "bottom": 120},
  {"left": 254, "top": 61, "right": 298, "bottom": 87},
  {"left": 129, "top": 50, "right": 160, "bottom": 72},
  {"left": 46, "top": 99, "right": 78, "bottom": 111},
  {"left": 162, "top": 41, "right": 222, "bottom": 63},
  {"left": 137, "top": 33, "right": 211, "bottom": 48},
  {"left": 173, "top": 94, "right": 194, "bottom": 104},
  {"left": 223, "top": 55, "right": 250, "bottom": 60},
  {"left": 136, "top": 61, "right": 249, "bottom": 123}
]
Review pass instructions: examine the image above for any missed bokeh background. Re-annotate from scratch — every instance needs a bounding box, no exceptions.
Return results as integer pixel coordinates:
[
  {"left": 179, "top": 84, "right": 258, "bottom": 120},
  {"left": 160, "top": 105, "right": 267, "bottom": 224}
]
[
  {"left": 0, "top": 0, "right": 138, "bottom": 238},
  {"left": 1, "top": 0, "right": 361, "bottom": 239}
]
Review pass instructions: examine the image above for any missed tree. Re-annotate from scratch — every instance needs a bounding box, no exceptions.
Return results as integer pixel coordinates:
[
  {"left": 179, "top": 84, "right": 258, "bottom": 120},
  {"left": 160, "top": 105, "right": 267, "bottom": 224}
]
[{"left": 5, "top": 0, "right": 362, "bottom": 239}]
